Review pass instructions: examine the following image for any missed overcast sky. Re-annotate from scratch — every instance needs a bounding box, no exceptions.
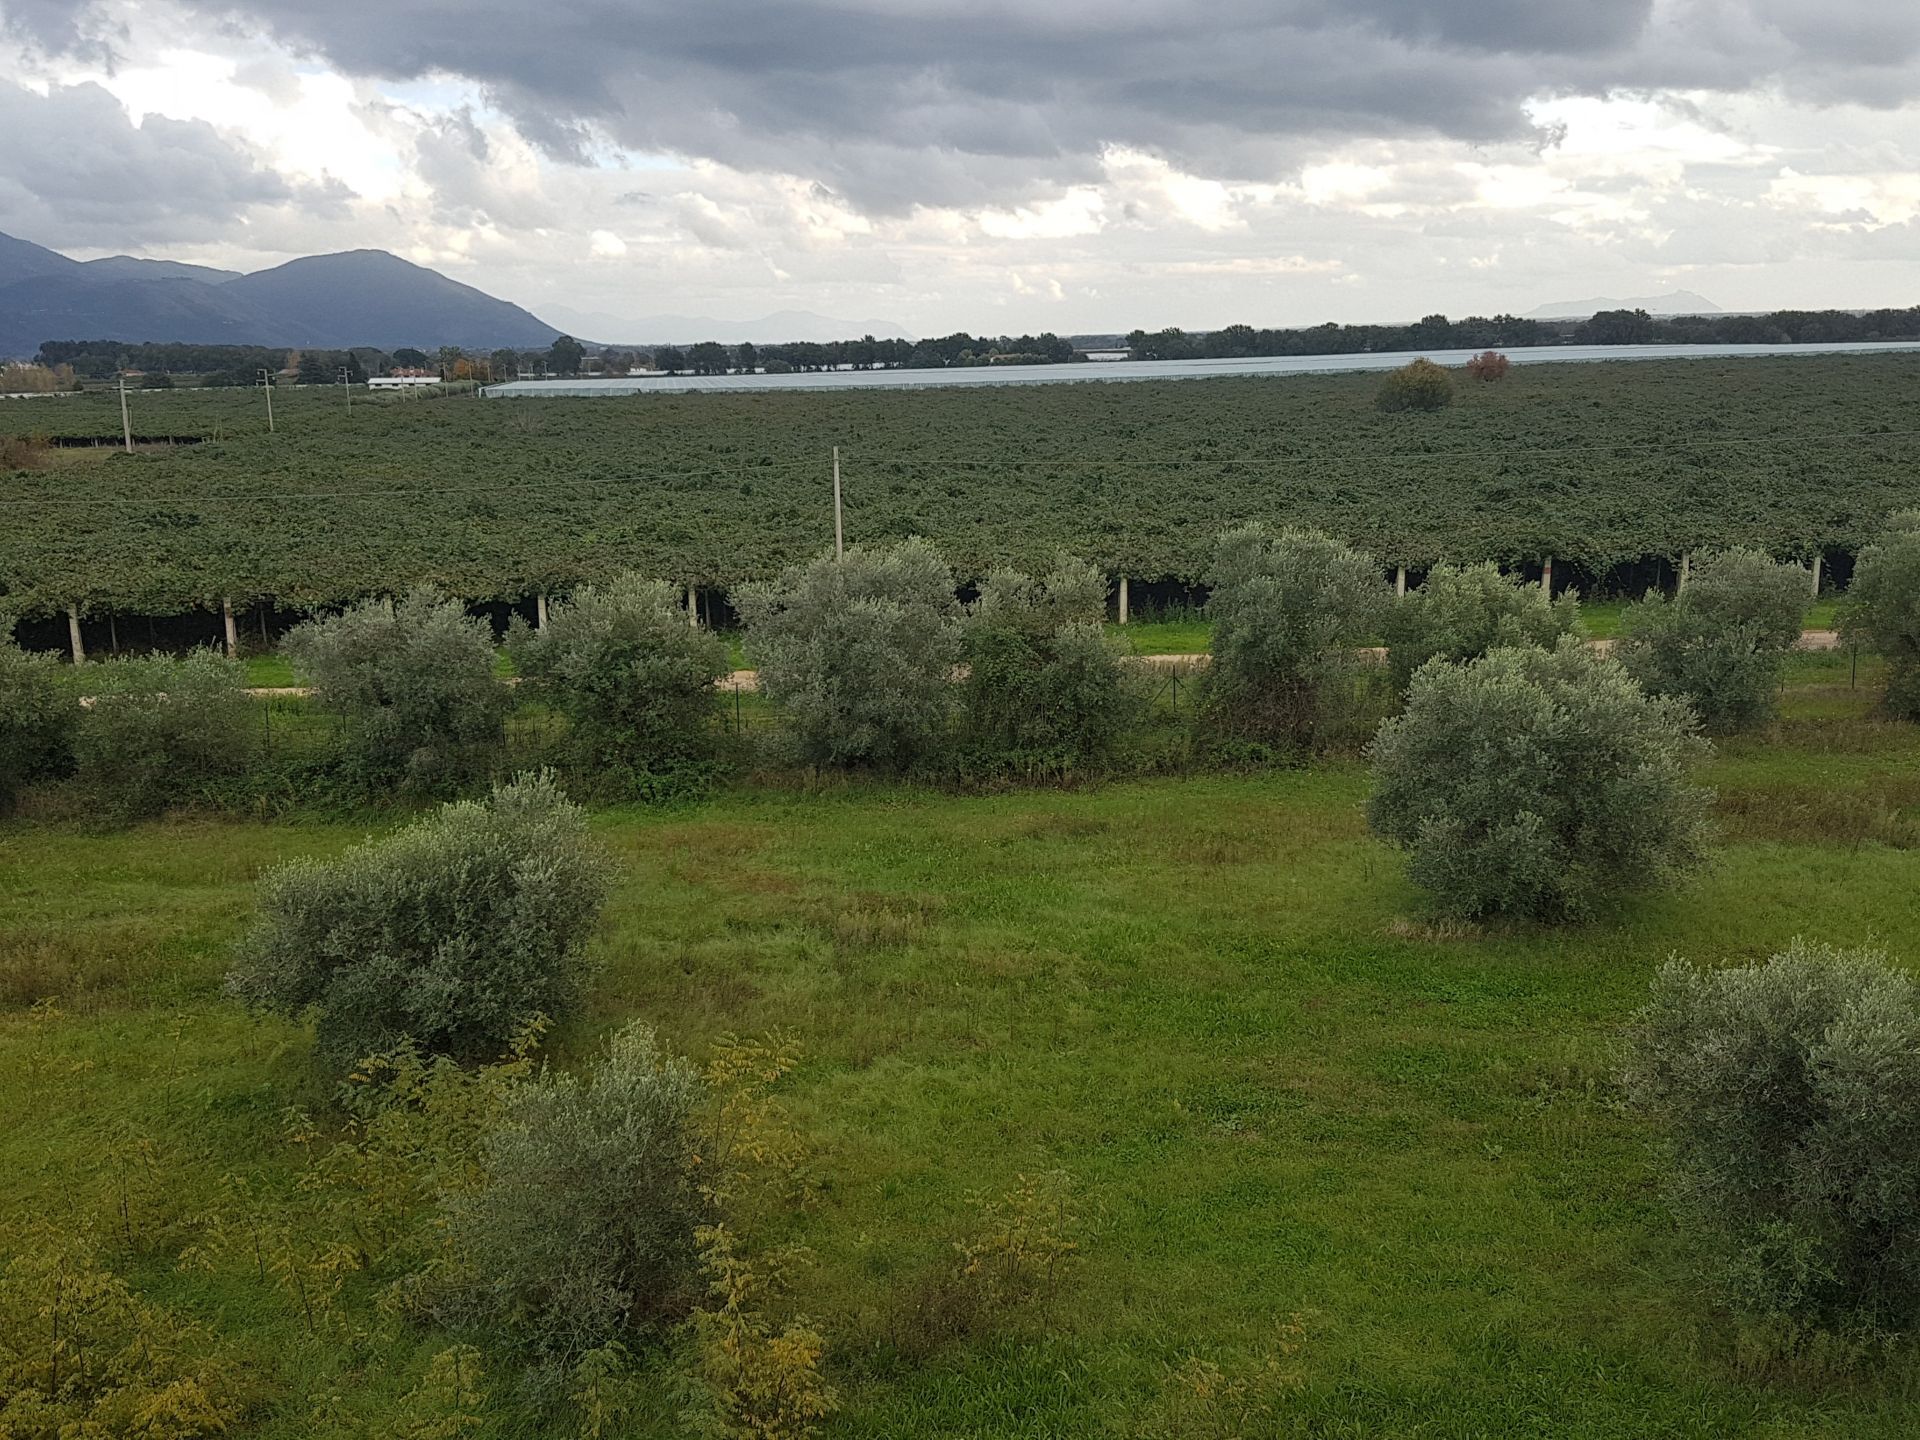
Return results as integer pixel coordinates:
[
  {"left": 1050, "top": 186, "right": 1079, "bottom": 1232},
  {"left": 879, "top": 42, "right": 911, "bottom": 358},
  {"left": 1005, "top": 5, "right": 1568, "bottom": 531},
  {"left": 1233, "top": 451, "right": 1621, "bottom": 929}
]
[{"left": 3, "top": 0, "right": 1918, "bottom": 334}]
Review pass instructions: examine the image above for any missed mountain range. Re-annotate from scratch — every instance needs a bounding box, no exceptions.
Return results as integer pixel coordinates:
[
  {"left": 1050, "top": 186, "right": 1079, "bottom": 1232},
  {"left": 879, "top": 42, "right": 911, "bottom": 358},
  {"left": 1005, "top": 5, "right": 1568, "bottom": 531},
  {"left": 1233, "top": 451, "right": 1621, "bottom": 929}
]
[
  {"left": 1527, "top": 290, "right": 1722, "bottom": 319},
  {"left": 0, "top": 230, "right": 560, "bottom": 358}
]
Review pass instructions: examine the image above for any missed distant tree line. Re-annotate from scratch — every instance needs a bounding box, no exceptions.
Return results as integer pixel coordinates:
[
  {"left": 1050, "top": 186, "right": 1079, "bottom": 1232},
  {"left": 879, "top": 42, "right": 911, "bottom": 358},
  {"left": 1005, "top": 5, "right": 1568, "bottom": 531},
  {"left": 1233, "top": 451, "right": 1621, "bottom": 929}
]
[
  {"left": 35, "top": 301, "right": 1920, "bottom": 388},
  {"left": 1126, "top": 305, "right": 1920, "bottom": 361}
]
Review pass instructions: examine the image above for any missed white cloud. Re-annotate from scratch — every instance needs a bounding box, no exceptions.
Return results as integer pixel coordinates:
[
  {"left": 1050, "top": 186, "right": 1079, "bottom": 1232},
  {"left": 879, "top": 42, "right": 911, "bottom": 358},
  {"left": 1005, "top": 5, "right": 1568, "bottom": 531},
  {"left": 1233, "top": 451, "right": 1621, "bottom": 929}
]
[{"left": 3, "top": 0, "right": 1920, "bottom": 332}]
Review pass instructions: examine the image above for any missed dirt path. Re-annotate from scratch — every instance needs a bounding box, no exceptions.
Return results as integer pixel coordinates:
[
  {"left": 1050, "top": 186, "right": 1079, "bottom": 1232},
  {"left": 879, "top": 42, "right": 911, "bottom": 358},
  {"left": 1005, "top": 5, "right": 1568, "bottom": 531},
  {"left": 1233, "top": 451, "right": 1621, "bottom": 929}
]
[{"left": 233, "top": 630, "right": 1846, "bottom": 698}]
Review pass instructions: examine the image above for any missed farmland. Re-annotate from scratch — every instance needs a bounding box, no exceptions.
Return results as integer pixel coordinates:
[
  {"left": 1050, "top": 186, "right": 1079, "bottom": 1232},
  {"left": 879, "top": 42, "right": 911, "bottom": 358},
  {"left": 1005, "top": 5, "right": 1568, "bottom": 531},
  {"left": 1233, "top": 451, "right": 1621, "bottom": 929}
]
[
  {"left": 5, "top": 652, "right": 1919, "bottom": 1437},
  {"left": 5, "top": 353, "right": 1920, "bottom": 620}
]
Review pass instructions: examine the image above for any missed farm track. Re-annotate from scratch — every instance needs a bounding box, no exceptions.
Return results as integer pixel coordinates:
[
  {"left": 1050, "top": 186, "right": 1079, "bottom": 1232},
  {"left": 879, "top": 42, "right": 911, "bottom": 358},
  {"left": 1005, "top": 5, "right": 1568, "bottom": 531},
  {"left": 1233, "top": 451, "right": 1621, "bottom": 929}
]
[{"left": 228, "top": 630, "right": 1845, "bottom": 698}]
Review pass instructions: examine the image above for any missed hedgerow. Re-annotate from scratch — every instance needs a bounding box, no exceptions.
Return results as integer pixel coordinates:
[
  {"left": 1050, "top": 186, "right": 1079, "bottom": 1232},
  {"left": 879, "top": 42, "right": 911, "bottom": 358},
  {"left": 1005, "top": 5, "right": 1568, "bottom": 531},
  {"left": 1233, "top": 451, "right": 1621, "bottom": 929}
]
[
  {"left": 1616, "top": 547, "right": 1810, "bottom": 733},
  {"left": 506, "top": 575, "right": 730, "bottom": 799},
  {"left": 955, "top": 556, "right": 1142, "bottom": 780},
  {"left": 1841, "top": 510, "right": 1920, "bottom": 720},
  {"left": 284, "top": 588, "right": 508, "bottom": 794},
  {"left": 736, "top": 539, "right": 962, "bottom": 770},
  {"left": 1202, "top": 524, "right": 1386, "bottom": 754}
]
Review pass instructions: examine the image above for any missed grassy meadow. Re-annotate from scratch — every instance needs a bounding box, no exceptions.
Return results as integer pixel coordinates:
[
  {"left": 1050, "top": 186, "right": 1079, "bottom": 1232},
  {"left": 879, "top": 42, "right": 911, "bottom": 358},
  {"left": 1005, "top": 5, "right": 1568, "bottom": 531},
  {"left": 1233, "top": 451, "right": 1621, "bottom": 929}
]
[{"left": 4, "top": 651, "right": 1918, "bottom": 1436}]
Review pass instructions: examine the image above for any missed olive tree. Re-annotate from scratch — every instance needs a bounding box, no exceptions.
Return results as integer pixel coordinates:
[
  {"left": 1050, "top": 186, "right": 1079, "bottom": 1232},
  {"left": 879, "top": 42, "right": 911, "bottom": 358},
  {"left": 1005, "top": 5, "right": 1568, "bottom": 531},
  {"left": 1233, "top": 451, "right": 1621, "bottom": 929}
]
[
  {"left": 284, "top": 588, "right": 508, "bottom": 792},
  {"left": 442, "top": 1023, "right": 708, "bottom": 1363},
  {"left": 71, "top": 650, "right": 252, "bottom": 818},
  {"left": 734, "top": 538, "right": 962, "bottom": 769},
  {"left": 1623, "top": 942, "right": 1920, "bottom": 1328},
  {"left": 1616, "top": 548, "right": 1810, "bottom": 733},
  {"left": 1368, "top": 642, "right": 1711, "bottom": 919},
  {"left": 228, "top": 772, "right": 610, "bottom": 1069},
  {"left": 1384, "top": 561, "right": 1582, "bottom": 692},
  {"left": 1203, "top": 524, "right": 1387, "bottom": 753},
  {"left": 506, "top": 575, "right": 729, "bottom": 797},
  {"left": 1841, "top": 510, "right": 1920, "bottom": 721},
  {"left": 957, "top": 555, "right": 1143, "bottom": 778},
  {"left": 0, "top": 630, "right": 71, "bottom": 813}
]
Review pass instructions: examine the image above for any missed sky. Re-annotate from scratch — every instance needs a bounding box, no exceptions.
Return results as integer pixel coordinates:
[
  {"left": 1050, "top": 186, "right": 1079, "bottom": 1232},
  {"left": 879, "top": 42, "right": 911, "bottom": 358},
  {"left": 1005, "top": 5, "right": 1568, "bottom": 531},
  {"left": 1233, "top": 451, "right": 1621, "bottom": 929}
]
[{"left": 2, "top": 0, "right": 1919, "bottom": 336}]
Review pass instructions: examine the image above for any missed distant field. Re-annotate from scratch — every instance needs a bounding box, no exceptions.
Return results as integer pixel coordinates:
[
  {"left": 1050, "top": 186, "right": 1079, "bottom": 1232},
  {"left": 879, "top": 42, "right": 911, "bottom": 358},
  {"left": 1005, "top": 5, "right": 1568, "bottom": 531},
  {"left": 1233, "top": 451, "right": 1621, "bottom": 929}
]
[
  {"left": 5, "top": 354, "right": 1920, "bottom": 621},
  {"left": 5, "top": 651, "right": 1917, "bottom": 1437}
]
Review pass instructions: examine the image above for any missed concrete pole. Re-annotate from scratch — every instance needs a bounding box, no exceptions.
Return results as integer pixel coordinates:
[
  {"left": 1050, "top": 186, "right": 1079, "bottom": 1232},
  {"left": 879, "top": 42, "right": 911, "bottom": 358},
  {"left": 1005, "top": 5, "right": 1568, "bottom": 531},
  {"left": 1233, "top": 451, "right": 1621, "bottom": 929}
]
[
  {"left": 1810, "top": 552, "right": 1822, "bottom": 598},
  {"left": 222, "top": 597, "right": 239, "bottom": 657},
  {"left": 536, "top": 592, "right": 549, "bottom": 631},
  {"left": 1678, "top": 550, "right": 1691, "bottom": 594},
  {"left": 118, "top": 374, "right": 134, "bottom": 454},
  {"left": 1395, "top": 566, "right": 1407, "bottom": 599},
  {"left": 832, "top": 446, "right": 844, "bottom": 560},
  {"left": 1118, "top": 576, "right": 1130, "bottom": 625},
  {"left": 67, "top": 603, "right": 85, "bottom": 664},
  {"left": 1541, "top": 555, "right": 1553, "bottom": 594},
  {"left": 688, "top": 582, "right": 698, "bottom": 628}
]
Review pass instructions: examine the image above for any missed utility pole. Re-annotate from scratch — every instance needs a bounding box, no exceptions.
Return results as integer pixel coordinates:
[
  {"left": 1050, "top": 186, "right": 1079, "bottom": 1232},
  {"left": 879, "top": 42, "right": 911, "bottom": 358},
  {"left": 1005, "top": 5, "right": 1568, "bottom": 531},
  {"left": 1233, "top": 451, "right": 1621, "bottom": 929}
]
[
  {"left": 832, "top": 445, "right": 844, "bottom": 559},
  {"left": 117, "top": 372, "right": 133, "bottom": 453},
  {"left": 257, "top": 368, "right": 275, "bottom": 433},
  {"left": 338, "top": 366, "right": 353, "bottom": 413}
]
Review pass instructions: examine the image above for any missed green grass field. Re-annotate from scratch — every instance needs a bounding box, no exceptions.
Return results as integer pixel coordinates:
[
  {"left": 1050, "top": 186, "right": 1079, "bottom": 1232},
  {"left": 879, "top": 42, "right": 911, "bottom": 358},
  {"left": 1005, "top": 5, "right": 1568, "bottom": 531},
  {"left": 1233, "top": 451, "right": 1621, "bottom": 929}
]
[{"left": 4, "top": 654, "right": 1917, "bottom": 1436}]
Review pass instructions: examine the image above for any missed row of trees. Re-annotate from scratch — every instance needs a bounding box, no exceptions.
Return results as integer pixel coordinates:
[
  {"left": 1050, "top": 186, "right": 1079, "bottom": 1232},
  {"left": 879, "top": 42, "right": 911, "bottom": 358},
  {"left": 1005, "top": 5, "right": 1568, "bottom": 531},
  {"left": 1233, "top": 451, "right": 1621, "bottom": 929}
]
[
  {"left": 7, "top": 512, "right": 1917, "bottom": 835},
  {"left": 531, "top": 331, "right": 1083, "bottom": 379},
  {"left": 1126, "top": 304, "right": 1920, "bottom": 362}
]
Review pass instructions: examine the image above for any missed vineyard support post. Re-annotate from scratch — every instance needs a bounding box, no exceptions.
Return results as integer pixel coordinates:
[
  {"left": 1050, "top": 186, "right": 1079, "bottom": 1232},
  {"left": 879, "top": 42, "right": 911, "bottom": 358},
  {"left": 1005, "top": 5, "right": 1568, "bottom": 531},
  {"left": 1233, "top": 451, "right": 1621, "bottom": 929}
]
[
  {"left": 1118, "top": 576, "right": 1130, "bottom": 625},
  {"left": 688, "top": 582, "right": 697, "bottom": 628},
  {"left": 118, "top": 374, "right": 133, "bottom": 454},
  {"left": 222, "top": 597, "right": 239, "bottom": 657},
  {"left": 67, "top": 604, "right": 85, "bottom": 664},
  {"left": 536, "top": 593, "right": 548, "bottom": 631},
  {"left": 1678, "top": 551, "right": 1691, "bottom": 593},
  {"left": 1395, "top": 566, "right": 1407, "bottom": 599},
  {"left": 1810, "top": 552, "right": 1822, "bottom": 598},
  {"left": 1541, "top": 555, "right": 1553, "bottom": 594},
  {"left": 832, "top": 446, "right": 844, "bottom": 560}
]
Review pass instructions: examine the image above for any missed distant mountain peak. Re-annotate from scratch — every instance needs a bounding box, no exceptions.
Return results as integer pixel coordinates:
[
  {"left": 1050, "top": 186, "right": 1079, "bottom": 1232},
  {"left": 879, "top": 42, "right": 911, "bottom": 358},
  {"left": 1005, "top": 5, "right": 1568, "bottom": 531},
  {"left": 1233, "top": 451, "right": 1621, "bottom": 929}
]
[
  {"left": 1528, "top": 290, "right": 1722, "bottom": 320},
  {"left": 0, "top": 229, "right": 559, "bottom": 357}
]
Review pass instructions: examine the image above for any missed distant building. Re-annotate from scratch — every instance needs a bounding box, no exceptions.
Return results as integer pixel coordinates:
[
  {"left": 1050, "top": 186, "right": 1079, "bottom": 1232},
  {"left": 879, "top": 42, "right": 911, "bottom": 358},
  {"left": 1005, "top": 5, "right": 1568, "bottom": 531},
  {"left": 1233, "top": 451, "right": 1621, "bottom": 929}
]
[
  {"left": 368, "top": 375, "right": 444, "bottom": 389},
  {"left": 1082, "top": 350, "right": 1130, "bottom": 362}
]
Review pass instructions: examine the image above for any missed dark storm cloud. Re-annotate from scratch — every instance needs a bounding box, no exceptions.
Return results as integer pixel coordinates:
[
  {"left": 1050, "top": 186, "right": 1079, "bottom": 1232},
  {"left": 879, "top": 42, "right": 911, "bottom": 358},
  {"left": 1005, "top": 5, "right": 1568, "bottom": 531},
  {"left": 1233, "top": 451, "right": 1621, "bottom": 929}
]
[
  {"left": 7, "top": 0, "right": 1918, "bottom": 210},
  {"left": 0, "top": 79, "right": 313, "bottom": 245}
]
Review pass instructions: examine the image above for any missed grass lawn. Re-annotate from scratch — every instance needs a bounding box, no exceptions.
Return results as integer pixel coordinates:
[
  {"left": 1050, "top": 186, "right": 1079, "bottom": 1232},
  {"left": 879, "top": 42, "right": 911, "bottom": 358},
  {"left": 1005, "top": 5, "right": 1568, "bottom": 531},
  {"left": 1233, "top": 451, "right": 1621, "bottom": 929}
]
[{"left": 3, "top": 662, "right": 1917, "bottom": 1436}]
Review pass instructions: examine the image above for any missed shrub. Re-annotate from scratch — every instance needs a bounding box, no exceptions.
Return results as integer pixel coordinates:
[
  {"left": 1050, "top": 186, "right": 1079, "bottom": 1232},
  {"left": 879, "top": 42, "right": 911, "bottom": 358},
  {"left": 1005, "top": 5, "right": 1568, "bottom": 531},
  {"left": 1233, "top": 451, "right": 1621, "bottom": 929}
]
[
  {"left": 284, "top": 588, "right": 508, "bottom": 792},
  {"left": 1, "top": 434, "right": 49, "bottom": 471},
  {"left": 1384, "top": 561, "right": 1582, "bottom": 692},
  {"left": 1841, "top": 510, "right": 1920, "bottom": 720},
  {"left": 1368, "top": 641, "right": 1711, "bottom": 919},
  {"left": 1622, "top": 942, "right": 1920, "bottom": 1329},
  {"left": 506, "top": 575, "right": 730, "bottom": 799},
  {"left": 1375, "top": 357, "right": 1454, "bottom": 412},
  {"left": 442, "top": 1024, "right": 708, "bottom": 1365},
  {"left": 956, "top": 556, "right": 1143, "bottom": 779},
  {"left": 1616, "top": 548, "right": 1810, "bottom": 733},
  {"left": 228, "top": 772, "right": 610, "bottom": 1069},
  {"left": 1203, "top": 524, "right": 1387, "bottom": 753},
  {"left": 0, "top": 1224, "right": 240, "bottom": 1438},
  {"left": 735, "top": 539, "right": 961, "bottom": 769},
  {"left": 71, "top": 649, "right": 251, "bottom": 818},
  {"left": 1464, "top": 350, "right": 1511, "bottom": 381},
  {"left": 0, "top": 630, "right": 71, "bottom": 812}
]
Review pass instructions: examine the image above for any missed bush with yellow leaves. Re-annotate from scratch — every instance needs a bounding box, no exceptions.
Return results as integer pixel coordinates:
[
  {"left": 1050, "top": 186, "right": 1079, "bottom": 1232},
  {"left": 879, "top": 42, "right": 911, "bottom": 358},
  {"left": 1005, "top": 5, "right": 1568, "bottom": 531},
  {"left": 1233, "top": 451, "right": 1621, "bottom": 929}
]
[{"left": 0, "top": 1226, "right": 241, "bottom": 1440}]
